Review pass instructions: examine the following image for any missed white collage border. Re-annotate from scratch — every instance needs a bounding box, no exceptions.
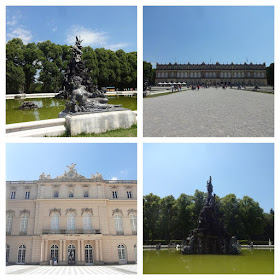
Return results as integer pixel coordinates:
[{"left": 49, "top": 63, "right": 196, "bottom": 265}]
[{"left": 0, "top": 1, "right": 278, "bottom": 280}]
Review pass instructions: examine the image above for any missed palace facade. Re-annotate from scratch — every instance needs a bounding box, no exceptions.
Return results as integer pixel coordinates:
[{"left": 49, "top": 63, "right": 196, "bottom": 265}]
[
  {"left": 155, "top": 62, "right": 267, "bottom": 86},
  {"left": 6, "top": 164, "right": 137, "bottom": 266}
]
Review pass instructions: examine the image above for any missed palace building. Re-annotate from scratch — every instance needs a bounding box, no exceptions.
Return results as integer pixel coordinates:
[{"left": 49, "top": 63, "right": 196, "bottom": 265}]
[
  {"left": 6, "top": 164, "right": 137, "bottom": 266},
  {"left": 155, "top": 62, "right": 267, "bottom": 86}
]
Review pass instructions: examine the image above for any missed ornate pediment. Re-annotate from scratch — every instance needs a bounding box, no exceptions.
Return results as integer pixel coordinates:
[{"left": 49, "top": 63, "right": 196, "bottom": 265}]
[
  {"left": 56, "top": 163, "right": 86, "bottom": 180},
  {"left": 81, "top": 208, "right": 93, "bottom": 216},
  {"left": 65, "top": 208, "right": 77, "bottom": 216},
  {"left": 128, "top": 209, "right": 137, "bottom": 216},
  {"left": 112, "top": 208, "right": 123, "bottom": 216},
  {"left": 6, "top": 210, "right": 15, "bottom": 217},
  {"left": 49, "top": 208, "right": 61, "bottom": 216},
  {"left": 19, "top": 209, "right": 30, "bottom": 217}
]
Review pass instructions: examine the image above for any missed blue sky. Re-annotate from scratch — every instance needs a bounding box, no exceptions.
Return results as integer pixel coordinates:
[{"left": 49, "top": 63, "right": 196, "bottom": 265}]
[
  {"left": 6, "top": 143, "right": 137, "bottom": 181},
  {"left": 144, "top": 143, "right": 274, "bottom": 213},
  {"left": 6, "top": 6, "right": 137, "bottom": 52},
  {"left": 144, "top": 6, "right": 274, "bottom": 67}
]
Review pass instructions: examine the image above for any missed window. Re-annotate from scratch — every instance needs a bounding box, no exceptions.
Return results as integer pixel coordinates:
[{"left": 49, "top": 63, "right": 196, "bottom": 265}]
[
  {"left": 177, "top": 72, "right": 180, "bottom": 78},
  {"left": 228, "top": 73, "right": 231, "bottom": 78},
  {"left": 224, "top": 73, "right": 227, "bottom": 78},
  {"left": 51, "top": 213, "right": 59, "bottom": 231},
  {"left": 85, "top": 244, "right": 93, "bottom": 264},
  {"left": 18, "top": 245, "right": 26, "bottom": 264},
  {"left": 10, "top": 191, "right": 16, "bottom": 199},
  {"left": 114, "top": 214, "right": 124, "bottom": 235},
  {"left": 6, "top": 245, "right": 10, "bottom": 264},
  {"left": 112, "top": 191, "right": 118, "bottom": 199},
  {"left": 190, "top": 72, "right": 193, "bottom": 78},
  {"left": 198, "top": 72, "right": 201, "bottom": 78},
  {"left": 6, "top": 214, "right": 13, "bottom": 234},
  {"left": 257, "top": 72, "right": 260, "bottom": 78},
  {"left": 20, "top": 214, "right": 28, "bottom": 234},
  {"left": 248, "top": 72, "right": 251, "bottom": 78},
  {"left": 53, "top": 190, "right": 59, "bottom": 198},
  {"left": 83, "top": 213, "right": 92, "bottom": 231},
  {"left": 118, "top": 245, "right": 127, "bottom": 264},
  {"left": 184, "top": 72, "right": 188, "bottom": 78},
  {"left": 127, "top": 191, "right": 132, "bottom": 199},
  {"left": 69, "top": 190, "right": 74, "bottom": 198},
  {"left": 130, "top": 214, "right": 137, "bottom": 234},
  {"left": 50, "top": 245, "right": 58, "bottom": 261},
  {"left": 84, "top": 190, "right": 89, "bottom": 198},
  {"left": 220, "top": 72, "right": 223, "bottom": 78},
  {"left": 25, "top": 191, "right": 30, "bottom": 200},
  {"left": 67, "top": 213, "right": 75, "bottom": 231}
]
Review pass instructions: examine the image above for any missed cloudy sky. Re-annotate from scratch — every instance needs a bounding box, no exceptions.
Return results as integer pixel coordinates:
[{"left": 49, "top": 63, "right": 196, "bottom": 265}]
[{"left": 6, "top": 6, "right": 137, "bottom": 52}]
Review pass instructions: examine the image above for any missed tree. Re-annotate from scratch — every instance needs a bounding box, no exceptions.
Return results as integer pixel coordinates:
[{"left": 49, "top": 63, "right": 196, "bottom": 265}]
[
  {"left": 266, "top": 63, "right": 274, "bottom": 86},
  {"left": 143, "top": 61, "right": 155, "bottom": 85}
]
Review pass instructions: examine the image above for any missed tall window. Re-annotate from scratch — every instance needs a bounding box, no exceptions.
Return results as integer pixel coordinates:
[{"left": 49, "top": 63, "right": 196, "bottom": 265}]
[
  {"left": 6, "top": 245, "right": 10, "bottom": 264},
  {"left": 6, "top": 214, "right": 13, "bottom": 234},
  {"left": 85, "top": 244, "right": 93, "bottom": 264},
  {"left": 184, "top": 72, "right": 188, "bottom": 78},
  {"left": 83, "top": 213, "right": 92, "bottom": 231},
  {"left": 112, "top": 191, "right": 118, "bottom": 199},
  {"left": 130, "top": 214, "right": 137, "bottom": 234},
  {"left": 25, "top": 191, "right": 30, "bottom": 199},
  {"left": 114, "top": 214, "right": 124, "bottom": 235},
  {"left": 18, "top": 245, "right": 26, "bottom": 264},
  {"left": 69, "top": 190, "right": 74, "bottom": 198},
  {"left": 118, "top": 245, "right": 127, "bottom": 264},
  {"left": 228, "top": 73, "right": 231, "bottom": 78},
  {"left": 224, "top": 73, "right": 227, "bottom": 78},
  {"left": 84, "top": 190, "right": 89, "bottom": 198},
  {"left": 50, "top": 244, "right": 59, "bottom": 261},
  {"left": 53, "top": 190, "right": 59, "bottom": 198},
  {"left": 10, "top": 191, "right": 16, "bottom": 199},
  {"left": 67, "top": 213, "right": 75, "bottom": 231},
  {"left": 20, "top": 214, "right": 28, "bottom": 234},
  {"left": 127, "top": 191, "right": 132, "bottom": 199},
  {"left": 51, "top": 213, "right": 59, "bottom": 231}
]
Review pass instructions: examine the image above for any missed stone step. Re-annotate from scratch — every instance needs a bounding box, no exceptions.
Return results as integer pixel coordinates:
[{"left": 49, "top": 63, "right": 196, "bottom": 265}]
[{"left": 6, "top": 125, "right": 66, "bottom": 137}]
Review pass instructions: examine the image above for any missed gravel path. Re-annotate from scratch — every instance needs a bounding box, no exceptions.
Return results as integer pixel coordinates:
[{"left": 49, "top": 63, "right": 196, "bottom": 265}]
[{"left": 144, "top": 88, "right": 274, "bottom": 137}]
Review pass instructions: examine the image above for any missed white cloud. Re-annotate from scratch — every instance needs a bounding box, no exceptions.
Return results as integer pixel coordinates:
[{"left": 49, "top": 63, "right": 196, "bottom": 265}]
[
  {"left": 7, "top": 16, "right": 17, "bottom": 26},
  {"left": 7, "top": 27, "right": 32, "bottom": 44},
  {"left": 111, "top": 176, "right": 118, "bottom": 180},
  {"left": 66, "top": 25, "right": 128, "bottom": 51}
]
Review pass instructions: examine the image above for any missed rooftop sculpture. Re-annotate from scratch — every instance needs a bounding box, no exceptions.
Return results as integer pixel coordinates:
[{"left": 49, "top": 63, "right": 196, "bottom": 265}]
[
  {"left": 58, "top": 36, "right": 127, "bottom": 116},
  {"left": 182, "top": 176, "right": 240, "bottom": 255}
]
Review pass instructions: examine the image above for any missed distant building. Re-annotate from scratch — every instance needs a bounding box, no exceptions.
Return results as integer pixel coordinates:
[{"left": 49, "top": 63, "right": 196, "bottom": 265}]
[
  {"left": 155, "top": 62, "right": 267, "bottom": 86},
  {"left": 6, "top": 164, "right": 137, "bottom": 265}
]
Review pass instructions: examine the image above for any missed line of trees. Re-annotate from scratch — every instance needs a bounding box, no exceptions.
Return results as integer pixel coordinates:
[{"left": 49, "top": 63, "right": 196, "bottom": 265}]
[
  {"left": 266, "top": 63, "right": 274, "bottom": 86},
  {"left": 144, "top": 191, "right": 274, "bottom": 244},
  {"left": 143, "top": 61, "right": 155, "bottom": 85},
  {"left": 6, "top": 38, "right": 137, "bottom": 94}
]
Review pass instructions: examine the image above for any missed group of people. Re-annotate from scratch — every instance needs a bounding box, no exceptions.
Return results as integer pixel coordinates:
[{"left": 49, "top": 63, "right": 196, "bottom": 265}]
[
  {"left": 50, "top": 256, "right": 58, "bottom": 266},
  {"left": 171, "top": 84, "right": 182, "bottom": 92}
]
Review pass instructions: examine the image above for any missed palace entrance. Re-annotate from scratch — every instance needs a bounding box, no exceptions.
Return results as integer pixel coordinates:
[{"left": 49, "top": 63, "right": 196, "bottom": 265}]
[{"left": 68, "top": 244, "right": 75, "bottom": 265}]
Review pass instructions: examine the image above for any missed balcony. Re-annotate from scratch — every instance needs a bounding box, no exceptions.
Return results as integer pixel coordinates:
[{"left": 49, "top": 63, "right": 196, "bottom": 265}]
[{"left": 42, "top": 229, "right": 101, "bottom": 235}]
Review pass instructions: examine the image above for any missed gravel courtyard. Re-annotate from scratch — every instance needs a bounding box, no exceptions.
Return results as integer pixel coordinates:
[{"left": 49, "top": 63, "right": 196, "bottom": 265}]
[{"left": 144, "top": 88, "right": 274, "bottom": 137}]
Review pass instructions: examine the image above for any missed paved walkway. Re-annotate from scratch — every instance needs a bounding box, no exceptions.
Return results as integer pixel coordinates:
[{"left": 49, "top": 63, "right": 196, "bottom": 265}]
[
  {"left": 144, "top": 87, "right": 274, "bottom": 137},
  {"left": 6, "top": 264, "right": 137, "bottom": 275}
]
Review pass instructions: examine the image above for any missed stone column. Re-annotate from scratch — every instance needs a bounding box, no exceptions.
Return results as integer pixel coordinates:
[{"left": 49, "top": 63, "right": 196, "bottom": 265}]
[
  {"left": 81, "top": 240, "right": 84, "bottom": 262},
  {"left": 59, "top": 240, "right": 62, "bottom": 262},
  {"left": 40, "top": 240, "right": 44, "bottom": 262},
  {"left": 95, "top": 240, "right": 99, "bottom": 262},
  {"left": 63, "top": 240, "right": 66, "bottom": 262},
  {"left": 99, "top": 240, "right": 103, "bottom": 261},
  {"left": 44, "top": 240, "right": 48, "bottom": 262},
  {"left": 77, "top": 240, "right": 80, "bottom": 262}
]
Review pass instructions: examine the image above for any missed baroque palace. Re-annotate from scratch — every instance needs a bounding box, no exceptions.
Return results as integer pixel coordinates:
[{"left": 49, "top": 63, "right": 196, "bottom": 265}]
[
  {"left": 155, "top": 62, "right": 267, "bottom": 86},
  {"left": 6, "top": 164, "right": 137, "bottom": 266}
]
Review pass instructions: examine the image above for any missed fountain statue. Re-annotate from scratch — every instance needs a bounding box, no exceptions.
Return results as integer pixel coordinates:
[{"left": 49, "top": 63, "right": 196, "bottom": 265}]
[
  {"left": 58, "top": 36, "right": 127, "bottom": 117},
  {"left": 182, "top": 176, "right": 240, "bottom": 255}
]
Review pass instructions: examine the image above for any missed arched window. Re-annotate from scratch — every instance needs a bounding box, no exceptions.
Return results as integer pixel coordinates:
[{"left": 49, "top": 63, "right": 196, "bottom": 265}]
[
  {"left": 114, "top": 214, "right": 124, "bottom": 235},
  {"left": 130, "top": 214, "right": 137, "bottom": 234},
  {"left": 242, "top": 72, "right": 245, "bottom": 78},
  {"left": 257, "top": 72, "right": 260, "bottom": 78},
  {"left": 228, "top": 73, "right": 231, "bottom": 78},
  {"left": 194, "top": 72, "right": 197, "bottom": 78},
  {"left": 51, "top": 213, "right": 59, "bottom": 232},
  {"left": 190, "top": 72, "right": 193, "bottom": 78},
  {"left": 254, "top": 72, "right": 257, "bottom": 78},
  {"left": 118, "top": 245, "right": 127, "bottom": 264},
  {"left": 247, "top": 72, "right": 251, "bottom": 78},
  {"left": 50, "top": 244, "right": 59, "bottom": 261},
  {"left": 181, "top": 72, "right": 184, "bottom": 78},
  {"left": 6, "top": 214, "right": 13, "bottom": 234},
  {"left": 238, "top": 72, "right": 241, "bottom": 78},
  {"left": 20, "top": 214, "right": 28, "bottom": 234},
  {"left": 67, "top": 213, "right": 75, "bottom": 231},
  {"left": 184, "top": 72, "right": 188, "bottom": 78},
  {"left": 18, "top": 245, "right": 26, "bottom": 264},
  {"left": 85, "top": 244, "right": 93, "bottom": 264},
  {"left": 234, "top": 72, "right": 237, "bottom": 78},
  {"left": 6, "top": 245, "right": 10, "bottom": 264},
  {"left": 220, "top": 72, "right": 223, "bottom": 78},
  {"left": 262, "top": 72, "right": 265, "bottom": 78},
  {"left": 224, "top": 72, "right": 227, "bottom": 78},
  {"left": 83, "top": 213, "right": 92, "bottom": 231},
  {"left": 198, "top": 72, "right": 201, "bottom": 78},
  {"left": 177, "top": 72, "right": 180, "bottom": 78}
]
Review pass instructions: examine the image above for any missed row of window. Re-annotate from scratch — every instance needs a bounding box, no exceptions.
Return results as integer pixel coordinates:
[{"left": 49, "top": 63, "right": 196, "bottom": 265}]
[
  {"left": 6, "top": 213, "right": 137, "bottom": 235},
  {"left": 157, "top": 72, "right": 265, "bottom": 79},
  {"left": 10, "top": 190, "right": 133, "bottom": 199},
  {"left": 6, "top": 244, "right": 136, "bottom": 264}
]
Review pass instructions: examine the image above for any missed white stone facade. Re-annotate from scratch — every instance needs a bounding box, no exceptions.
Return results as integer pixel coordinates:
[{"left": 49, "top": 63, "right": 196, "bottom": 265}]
[{"left": 6, "top": 165, "right": 137, "bottom": 266}]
